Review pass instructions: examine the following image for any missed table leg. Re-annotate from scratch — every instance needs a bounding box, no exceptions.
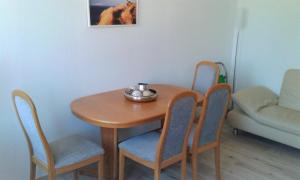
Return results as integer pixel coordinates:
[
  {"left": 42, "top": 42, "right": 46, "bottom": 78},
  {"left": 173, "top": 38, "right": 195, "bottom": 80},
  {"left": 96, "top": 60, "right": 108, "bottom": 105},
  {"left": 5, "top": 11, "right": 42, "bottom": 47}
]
[{"left": 101, "top": 127, "right": 118, "bottom": 180}]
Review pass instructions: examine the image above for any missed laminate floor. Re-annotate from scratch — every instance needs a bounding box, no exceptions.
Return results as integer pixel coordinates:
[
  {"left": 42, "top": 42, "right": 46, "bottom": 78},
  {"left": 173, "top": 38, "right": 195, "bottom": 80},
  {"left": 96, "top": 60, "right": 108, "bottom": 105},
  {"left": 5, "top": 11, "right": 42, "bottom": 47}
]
[{"left": 38, "top": 125, "right": 300, "bottom": 180}]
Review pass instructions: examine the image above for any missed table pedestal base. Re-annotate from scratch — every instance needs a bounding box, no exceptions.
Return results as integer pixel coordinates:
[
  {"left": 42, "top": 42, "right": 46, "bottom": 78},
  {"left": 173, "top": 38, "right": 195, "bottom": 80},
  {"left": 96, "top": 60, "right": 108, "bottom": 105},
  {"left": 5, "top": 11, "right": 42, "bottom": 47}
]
[{"left": 102, "top": 128, "right": 118, "bottom": 180}]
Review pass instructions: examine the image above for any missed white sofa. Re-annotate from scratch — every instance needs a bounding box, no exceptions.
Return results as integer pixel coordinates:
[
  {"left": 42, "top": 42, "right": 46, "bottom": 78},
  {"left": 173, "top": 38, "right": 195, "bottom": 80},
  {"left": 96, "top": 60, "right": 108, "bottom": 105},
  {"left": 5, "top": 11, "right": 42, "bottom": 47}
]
[{"left": 227, "top": 69, "right": 300, "bottom": 149}]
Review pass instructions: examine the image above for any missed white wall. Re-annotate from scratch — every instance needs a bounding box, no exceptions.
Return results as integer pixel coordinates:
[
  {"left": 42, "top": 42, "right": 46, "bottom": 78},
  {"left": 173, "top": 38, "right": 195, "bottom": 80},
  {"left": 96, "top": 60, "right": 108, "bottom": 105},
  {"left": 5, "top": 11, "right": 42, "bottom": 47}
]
[
  {"left": 0, "top": 0, "right": 236, "bottom": 179},
  {"left": 235, "top": 0, "right": 300, "bottom": 93}
]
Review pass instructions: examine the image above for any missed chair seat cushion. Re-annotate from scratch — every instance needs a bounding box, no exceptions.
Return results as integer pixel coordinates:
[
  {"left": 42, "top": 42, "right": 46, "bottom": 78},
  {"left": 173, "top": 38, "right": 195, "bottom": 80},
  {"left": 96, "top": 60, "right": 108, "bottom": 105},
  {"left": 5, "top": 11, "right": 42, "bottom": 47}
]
[
  {"left": 118, "top": 131, "right": 160, "bottom": 162},
  {"left": 256, "top": 105, "right": 300, "bottom": 136},
  {"left": 50, "top": 135, "right": 104, "bottom": 168}
]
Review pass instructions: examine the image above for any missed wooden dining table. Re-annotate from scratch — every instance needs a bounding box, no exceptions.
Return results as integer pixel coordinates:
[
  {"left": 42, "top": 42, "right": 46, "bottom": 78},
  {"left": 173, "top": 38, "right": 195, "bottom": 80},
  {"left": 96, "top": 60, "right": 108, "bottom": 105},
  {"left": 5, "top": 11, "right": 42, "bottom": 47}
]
[{"left": 71, "top": 84, "right": 203, "bottom": 179}]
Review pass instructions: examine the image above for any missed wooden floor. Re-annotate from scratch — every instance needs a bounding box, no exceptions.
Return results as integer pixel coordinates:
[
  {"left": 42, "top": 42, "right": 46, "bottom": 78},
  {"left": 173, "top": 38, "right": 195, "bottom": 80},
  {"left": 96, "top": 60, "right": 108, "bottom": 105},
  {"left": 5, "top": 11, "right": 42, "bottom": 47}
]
[{"left": 38, "top": 125, "right": 300, "bottom": 180}]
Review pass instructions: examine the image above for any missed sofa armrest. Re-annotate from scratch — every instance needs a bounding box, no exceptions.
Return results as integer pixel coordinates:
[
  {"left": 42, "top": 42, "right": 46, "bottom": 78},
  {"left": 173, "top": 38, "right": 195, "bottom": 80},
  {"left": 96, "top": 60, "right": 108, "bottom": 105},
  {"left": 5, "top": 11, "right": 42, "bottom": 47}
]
[{"left": 233, "top": 86, "right": 278, "bottom": 116}]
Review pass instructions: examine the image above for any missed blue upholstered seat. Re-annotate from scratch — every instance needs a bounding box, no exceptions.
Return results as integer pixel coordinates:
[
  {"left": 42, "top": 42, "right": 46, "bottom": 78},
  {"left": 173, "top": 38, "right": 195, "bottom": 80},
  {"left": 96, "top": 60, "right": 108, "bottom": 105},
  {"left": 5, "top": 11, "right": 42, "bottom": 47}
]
[
  {"left": 13, "top": 93, "right": 104, "bottom": 170},
  {"left": 119, "top": 131, "right": 160, "bottom": 162},
  {"left": 119, "top": 95, "right": 196, "bottom": 163},
  {"left": 118, "top": 92, "right": 197, "bottom": 180},
  {"left": 188, "top": 84, "right": 231, "bottom": 180},
  {"left": 50, "top": 135, "right": 104, "bottom": 168}
]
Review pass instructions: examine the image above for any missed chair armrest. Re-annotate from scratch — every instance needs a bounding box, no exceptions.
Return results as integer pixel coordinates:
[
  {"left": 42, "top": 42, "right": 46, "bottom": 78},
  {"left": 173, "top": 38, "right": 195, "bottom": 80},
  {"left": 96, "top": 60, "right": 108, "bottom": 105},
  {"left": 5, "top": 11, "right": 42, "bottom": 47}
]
[{"left": 233, "top": 86, "right": 278, "bottom": 116}]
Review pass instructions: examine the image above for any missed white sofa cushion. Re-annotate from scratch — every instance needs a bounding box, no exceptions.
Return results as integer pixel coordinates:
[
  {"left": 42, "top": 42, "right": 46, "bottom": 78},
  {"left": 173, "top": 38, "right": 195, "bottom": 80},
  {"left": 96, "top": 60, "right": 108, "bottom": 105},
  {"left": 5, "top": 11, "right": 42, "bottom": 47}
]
[
  {"left": 233, "top": 86, "right": 278, "bottom": 118},
  {"left": 279, "top": 69, "right": 300, "bottom": 112},
  {"left": 257, "top": 105, "right": 300, "bottom": 136}
]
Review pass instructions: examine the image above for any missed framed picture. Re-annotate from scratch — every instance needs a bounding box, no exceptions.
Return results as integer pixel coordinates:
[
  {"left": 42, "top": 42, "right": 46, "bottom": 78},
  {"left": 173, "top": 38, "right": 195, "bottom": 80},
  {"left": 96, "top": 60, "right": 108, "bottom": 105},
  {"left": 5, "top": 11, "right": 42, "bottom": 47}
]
[{"left": 88, "top": 0, "right": 138, "bottom": 27}]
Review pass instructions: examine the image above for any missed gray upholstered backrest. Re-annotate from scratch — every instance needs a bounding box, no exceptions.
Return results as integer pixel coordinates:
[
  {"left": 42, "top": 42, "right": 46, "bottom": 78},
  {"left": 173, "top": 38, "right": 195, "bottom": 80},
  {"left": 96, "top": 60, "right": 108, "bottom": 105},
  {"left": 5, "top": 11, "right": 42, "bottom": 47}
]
[
  {"left": 194, "top": 64, "right": 218, "bottom": 94},
  {"left": 198, "top": 88, "right": 229, "bottom": 146},
  {"left": 161, "top": 96, "right": 195, "bottom": 160},
  {"left": 14, "top": 96, "right": 48, "bottom": 164}
]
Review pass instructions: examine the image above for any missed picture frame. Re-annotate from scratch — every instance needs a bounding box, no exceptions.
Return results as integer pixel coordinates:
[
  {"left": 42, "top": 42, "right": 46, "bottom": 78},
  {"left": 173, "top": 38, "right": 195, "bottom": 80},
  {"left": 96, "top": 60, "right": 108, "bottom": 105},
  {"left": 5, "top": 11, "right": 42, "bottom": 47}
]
[{"left": 87, "top": 0, "right": 138, "bottom": 27}]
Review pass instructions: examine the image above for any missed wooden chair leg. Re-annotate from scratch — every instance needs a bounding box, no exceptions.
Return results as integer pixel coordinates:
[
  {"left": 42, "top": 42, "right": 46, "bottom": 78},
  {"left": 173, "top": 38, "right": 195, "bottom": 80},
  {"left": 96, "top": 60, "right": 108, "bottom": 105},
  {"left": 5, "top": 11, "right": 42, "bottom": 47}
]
[
  {"left": 191, "top": 154, "right": 198, "bottom": 180},
  {"left": 98, "top": 156, "right": 104, "bottom": 180},
  {"left": 73, "top": 170, "right": 78, "bottom": 180},
  {"left": 154, "top": 169, "right": 161, "bottom": 180},
  {"left": 119, "top": 152, "right": 125, "bottom": 180},
  {"left": 48, "top": 171, "right": 56, "bottom": 180},
  {"left": 215, "top": 146, "right": 221, "bottom": 180},
  {"left": 181, "top": 154, "right": 187, "bottom": 180},
  {"left": 30, "top": 161, "right": 36, "bottom": 180}
]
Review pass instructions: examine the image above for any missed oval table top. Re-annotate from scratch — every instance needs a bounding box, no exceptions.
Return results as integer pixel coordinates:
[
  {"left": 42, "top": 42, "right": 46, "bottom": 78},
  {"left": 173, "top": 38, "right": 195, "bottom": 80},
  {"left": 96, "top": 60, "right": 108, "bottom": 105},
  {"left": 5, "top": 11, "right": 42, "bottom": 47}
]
[{"left": 71, "top": 84, "right": 203, "bottom": 128}]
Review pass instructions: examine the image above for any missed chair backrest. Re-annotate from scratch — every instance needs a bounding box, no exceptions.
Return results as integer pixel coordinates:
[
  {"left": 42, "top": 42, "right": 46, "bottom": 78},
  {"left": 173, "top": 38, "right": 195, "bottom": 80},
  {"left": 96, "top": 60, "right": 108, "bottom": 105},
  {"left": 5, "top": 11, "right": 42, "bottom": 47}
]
[
  {"left": 156, "top": 91, "right": 197, "bottom": 162},
  {"left": 192, "top": 84, "right": 231, "bottom": 148},
  {"left": 12, "top": 90, "right": 52, "bottom": 165},
  {"left": 192, "top": 60, "right": 220, "bottom": 95},
  {"left": 279, "top": 69, "right": 300, "bottom": 112}
]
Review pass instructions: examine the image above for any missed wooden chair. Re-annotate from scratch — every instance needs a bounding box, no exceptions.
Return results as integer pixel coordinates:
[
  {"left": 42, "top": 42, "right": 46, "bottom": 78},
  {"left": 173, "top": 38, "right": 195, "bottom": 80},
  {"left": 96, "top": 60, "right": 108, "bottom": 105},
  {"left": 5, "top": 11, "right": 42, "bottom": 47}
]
[
  {"left": 12, "top": 90, "right": 104, "bottom": 180},
  {"left": 188, "top": 84, "right": 231, "bottom": 180},
  {"left": 192, "top": 60, "right": 220, "bottom": 95},
  {"left": 192, "top": 60, "right": 220, "bottom": 121},
  {"left": 118, "top": 91, "right": 197, "bottom": 180}
]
